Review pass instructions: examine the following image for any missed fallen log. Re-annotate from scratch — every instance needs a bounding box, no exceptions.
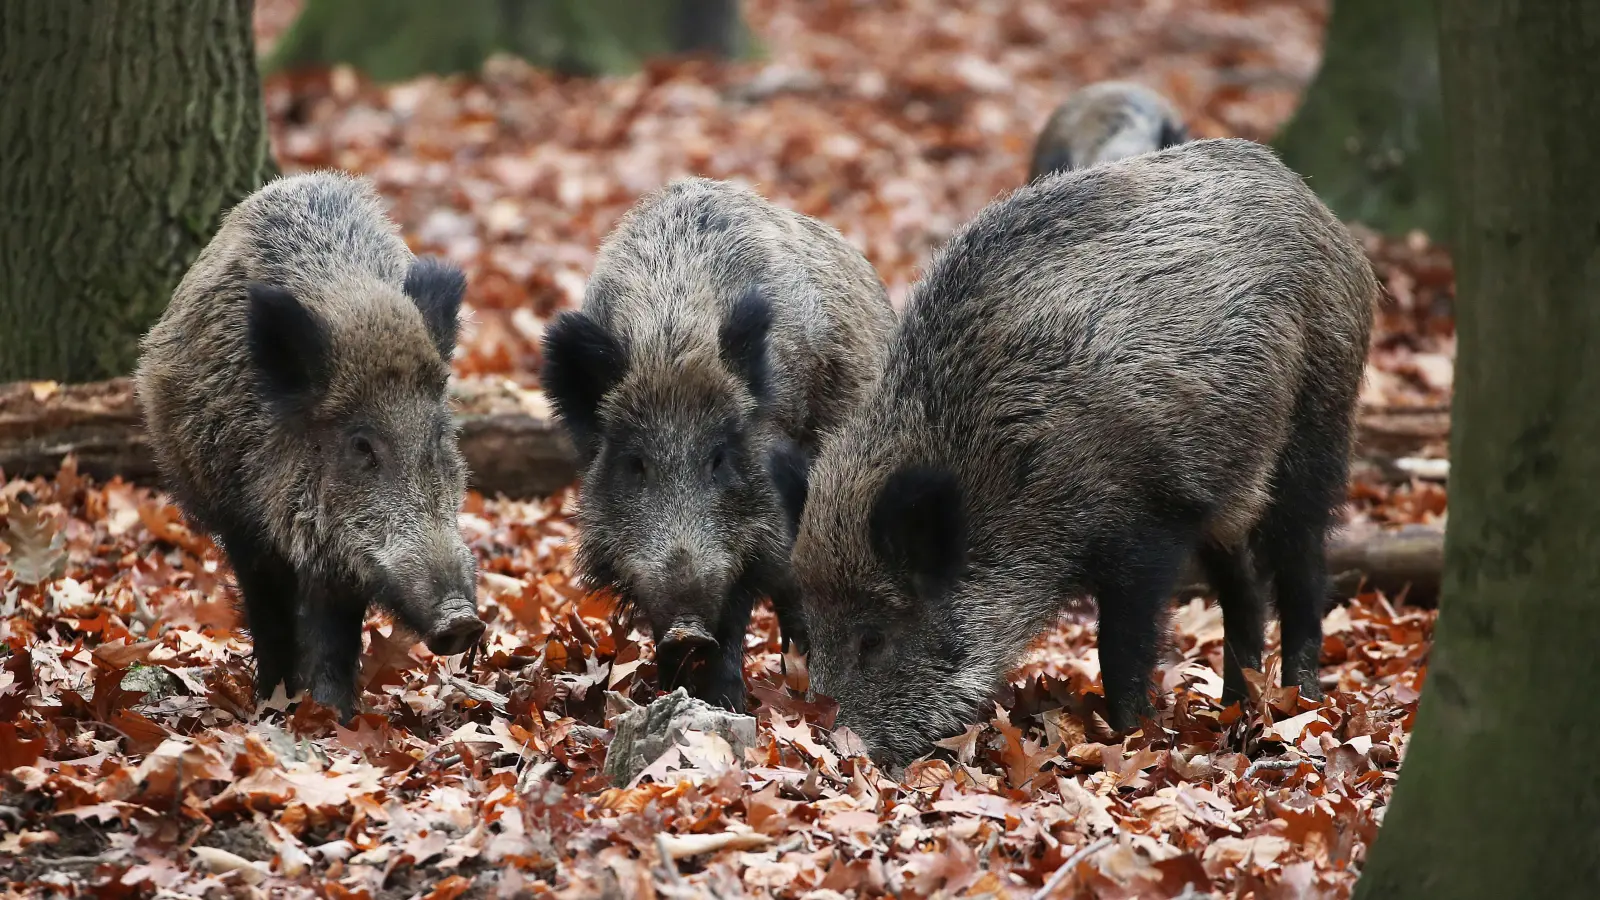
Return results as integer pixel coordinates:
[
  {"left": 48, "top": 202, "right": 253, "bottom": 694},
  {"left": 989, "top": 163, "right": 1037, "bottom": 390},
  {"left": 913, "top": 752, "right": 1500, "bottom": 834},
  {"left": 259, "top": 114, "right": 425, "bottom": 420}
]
[
  {"left": 1176, "top": 519, "right": 1446, "bottom": 607},
  {"left": 1352, "top": 404, "right": 1451, "bottom": 458},
  {"left": 0, "top": 376, "right": 579, "bottom": 499}
]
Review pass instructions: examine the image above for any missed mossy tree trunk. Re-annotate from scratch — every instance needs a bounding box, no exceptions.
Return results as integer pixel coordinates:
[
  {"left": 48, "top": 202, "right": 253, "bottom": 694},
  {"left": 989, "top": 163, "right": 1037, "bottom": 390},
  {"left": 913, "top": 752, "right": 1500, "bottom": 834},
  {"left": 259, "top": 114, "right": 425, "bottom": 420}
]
[
  {"left": 1275, "top": 0, "right": 1445, "bottom": 235},
  {"left": 268, "top": 0, "right": 756, "bottom": 82},
  {"left": 1353, "top": 2, "right": 1600, "bottom": 897},
  {"left": 0, "top": 0, "right": 276, "bottom": 383}
]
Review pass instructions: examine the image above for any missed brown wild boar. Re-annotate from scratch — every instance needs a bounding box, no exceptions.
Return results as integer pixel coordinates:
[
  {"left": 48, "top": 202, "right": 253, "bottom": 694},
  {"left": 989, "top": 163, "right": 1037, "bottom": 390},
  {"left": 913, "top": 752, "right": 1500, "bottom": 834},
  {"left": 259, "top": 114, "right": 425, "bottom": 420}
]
[
  {"left": 541, "top": 176, "right": 894, "bottom": 712},
  {"left": 791, "top": 139, "right": 1378, "bottom": 766},
  {"left": 134, "top": 171, "right": 484, "bottom": 720},
  {"left": 1028, "top": 80, "right": 1189, "bottom": 181}
]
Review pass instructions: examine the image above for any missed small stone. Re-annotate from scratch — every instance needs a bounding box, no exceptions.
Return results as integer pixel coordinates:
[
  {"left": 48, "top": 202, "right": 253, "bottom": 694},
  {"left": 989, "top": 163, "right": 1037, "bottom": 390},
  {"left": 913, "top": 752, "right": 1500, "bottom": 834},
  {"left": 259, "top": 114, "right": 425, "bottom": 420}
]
[
  {"left": 119, "top": 665, "right": 182, "bottom": 702},
  {"left": 602, "top": 688, "right": 757, "bottom": 786}
]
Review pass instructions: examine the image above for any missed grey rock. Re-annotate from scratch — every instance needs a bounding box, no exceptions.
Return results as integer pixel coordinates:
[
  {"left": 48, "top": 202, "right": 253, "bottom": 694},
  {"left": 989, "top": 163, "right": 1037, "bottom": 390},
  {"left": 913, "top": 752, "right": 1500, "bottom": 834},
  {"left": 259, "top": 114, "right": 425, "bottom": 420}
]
[
  {"left": 602, "top": 688, "right": 757, "bottom": 786},
  {"left": 119, "top": 665, "right": 182, "bottom": 703}
]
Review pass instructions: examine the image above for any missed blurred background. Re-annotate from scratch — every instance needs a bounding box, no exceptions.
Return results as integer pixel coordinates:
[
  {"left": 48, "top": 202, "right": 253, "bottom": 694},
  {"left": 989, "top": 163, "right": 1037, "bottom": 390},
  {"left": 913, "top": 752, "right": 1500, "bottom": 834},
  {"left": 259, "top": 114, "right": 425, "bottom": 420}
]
[{"left": 247, "top": 0, "right": 1449, "bottom": 398}]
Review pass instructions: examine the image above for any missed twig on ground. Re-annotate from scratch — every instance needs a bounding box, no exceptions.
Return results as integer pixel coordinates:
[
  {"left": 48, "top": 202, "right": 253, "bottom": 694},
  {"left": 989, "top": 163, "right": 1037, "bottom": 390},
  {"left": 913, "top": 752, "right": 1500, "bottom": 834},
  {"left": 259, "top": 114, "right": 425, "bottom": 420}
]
[
  {"left": 1244, "top": 757, "right": 1325, "bottom": 779},
  {"left": 1031, "top": 836, "right": 1113, "bottom": 900},
  {"left": 656, "top": 833, "right": 685, "bottom": 887}
]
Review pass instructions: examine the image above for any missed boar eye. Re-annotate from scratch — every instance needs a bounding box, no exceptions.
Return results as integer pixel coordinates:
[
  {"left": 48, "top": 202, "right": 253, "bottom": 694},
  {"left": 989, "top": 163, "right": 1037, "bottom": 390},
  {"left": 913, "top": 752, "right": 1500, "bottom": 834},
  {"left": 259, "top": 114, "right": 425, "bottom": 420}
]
[
  {"left": 627, "top": 455, "right": 649, "bottom": 482},
  {"left": 708, "top": 447, "right": 730, "bottom": 478},
  {"left": 859, "top": 629, "right": 885, "bottom": 659},
  {"left": 349, "top": 434, "right": 379, "bottom": 469}
]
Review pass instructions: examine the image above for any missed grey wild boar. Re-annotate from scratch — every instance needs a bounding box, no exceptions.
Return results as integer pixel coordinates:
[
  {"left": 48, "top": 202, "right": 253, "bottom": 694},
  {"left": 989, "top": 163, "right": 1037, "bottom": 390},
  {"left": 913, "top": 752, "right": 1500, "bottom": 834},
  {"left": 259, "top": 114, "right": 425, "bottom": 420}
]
[
  {"left": 134, "top": 171, "right": 485, "bottom": 720},
  {"left": 1028, "top": 80, "right": 1188, "bottom": 181},
  {"left": 540, "top": 176, "right": 894, "bottom": 712},
  {"left": 791, "top": 139, "right": 1379, "bottom": 766}
]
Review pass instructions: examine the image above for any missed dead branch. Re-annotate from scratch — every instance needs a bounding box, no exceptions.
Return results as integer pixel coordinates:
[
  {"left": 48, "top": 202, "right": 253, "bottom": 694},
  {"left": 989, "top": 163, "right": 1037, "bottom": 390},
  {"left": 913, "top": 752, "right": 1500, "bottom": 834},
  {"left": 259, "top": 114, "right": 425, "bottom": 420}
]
[
  {"left": 0, "top": 376, "right": 578, "bottom": 499},
  {"left": 1175, "top": 519, "right": 1445, "bottom": 607}
]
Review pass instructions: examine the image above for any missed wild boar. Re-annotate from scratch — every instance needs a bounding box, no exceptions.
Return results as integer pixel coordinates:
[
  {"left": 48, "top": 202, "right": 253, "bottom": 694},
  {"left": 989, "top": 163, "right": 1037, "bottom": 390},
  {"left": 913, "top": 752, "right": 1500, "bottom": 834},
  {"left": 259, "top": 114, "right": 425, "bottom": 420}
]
[
  {"left": 791, "top": 139, "right": 1378, "bottom": 766},
  {"left": 541, "top": 176, "right": 894, "bottom": 712},
  {"left": 134, "top": 170, "right": 484, "bottom": 720},
  {"left": 1028, "top": 80, "right": 1189, "bottom": 181}
]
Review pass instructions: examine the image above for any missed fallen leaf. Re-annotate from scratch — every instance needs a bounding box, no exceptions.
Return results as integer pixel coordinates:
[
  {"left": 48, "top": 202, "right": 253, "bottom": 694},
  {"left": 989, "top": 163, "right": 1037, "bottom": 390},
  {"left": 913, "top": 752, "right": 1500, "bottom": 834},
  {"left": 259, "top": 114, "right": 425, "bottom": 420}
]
[{"left": 2, "top": 504, "right": 67, "bottom": 585}]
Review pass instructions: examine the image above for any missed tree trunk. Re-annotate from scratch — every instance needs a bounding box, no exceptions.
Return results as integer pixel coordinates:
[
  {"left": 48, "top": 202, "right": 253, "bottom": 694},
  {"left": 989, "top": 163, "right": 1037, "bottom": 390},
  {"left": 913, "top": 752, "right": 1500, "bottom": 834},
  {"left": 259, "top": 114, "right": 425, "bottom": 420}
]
[
  {"left": 0, "top": 0, "right": 275, "bottom": 383},
  {"left": 1275, "top": 0, "right": 1445, "bottom": 235},
  {"left": 268, "top": 0, "right": 757, "bottom": 82},
  {"left": 1353, "top": 3, "right": 1600, "bottom": 897}
]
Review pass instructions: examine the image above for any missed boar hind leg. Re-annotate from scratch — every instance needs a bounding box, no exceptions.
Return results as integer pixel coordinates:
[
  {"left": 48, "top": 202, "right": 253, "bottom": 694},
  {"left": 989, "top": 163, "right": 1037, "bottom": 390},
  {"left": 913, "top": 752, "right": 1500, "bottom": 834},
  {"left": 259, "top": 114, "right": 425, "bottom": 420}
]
[
  {"left": 1093, "top": 520, "right": 1201, "bottom": 732},
  {"left": 1196, "top": 541, "right": 1266, "bottom": 709},
  {"left": 296, "top": 577, "right": 368, "bottom": 721},
  {"left": 1256, "top": 396, "right": 1350, "bottom": 702},
  {"left": 219, "top": 527, "right": 302, "bottom": 702}
]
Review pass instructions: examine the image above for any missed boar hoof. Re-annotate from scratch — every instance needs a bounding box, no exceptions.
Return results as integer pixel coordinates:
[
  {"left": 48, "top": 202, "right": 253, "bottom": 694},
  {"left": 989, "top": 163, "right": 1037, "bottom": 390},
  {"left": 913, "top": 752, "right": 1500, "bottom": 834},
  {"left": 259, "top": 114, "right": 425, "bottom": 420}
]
[{"left": 426, "top": 613, "right": 486, "bottom": 656}]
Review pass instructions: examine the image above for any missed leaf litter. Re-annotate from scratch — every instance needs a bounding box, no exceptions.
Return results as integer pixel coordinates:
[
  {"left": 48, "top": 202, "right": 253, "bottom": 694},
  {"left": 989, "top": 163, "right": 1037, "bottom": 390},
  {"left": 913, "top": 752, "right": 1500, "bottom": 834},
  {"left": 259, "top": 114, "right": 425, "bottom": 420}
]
[{"left": 2, "top": 0, "right": 1452, "bottom": 896}]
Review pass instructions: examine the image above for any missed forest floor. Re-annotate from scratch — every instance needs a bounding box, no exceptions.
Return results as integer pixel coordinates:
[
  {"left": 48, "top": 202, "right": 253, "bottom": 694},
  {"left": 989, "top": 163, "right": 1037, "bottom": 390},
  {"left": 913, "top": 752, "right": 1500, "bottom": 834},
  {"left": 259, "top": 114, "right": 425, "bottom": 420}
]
[{"left": 2, "top": 1, "right": 1454, "bottom": 897}]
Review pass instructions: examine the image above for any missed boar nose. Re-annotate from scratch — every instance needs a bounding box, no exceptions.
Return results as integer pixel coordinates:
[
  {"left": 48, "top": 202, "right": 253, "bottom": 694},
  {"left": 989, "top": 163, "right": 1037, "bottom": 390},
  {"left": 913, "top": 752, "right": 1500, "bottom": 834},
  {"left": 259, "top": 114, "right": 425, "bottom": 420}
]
[
  {"left": 425, "top": 605, "right": 485, "bottom": 656},
  {"left": 656, "top": 616, "right": 720, "bottom": 693},
  {"left": 423, "top": 577, "right": 483, "bottom": 656},
  {"left": 659, "top": 617, "right": 718, "bottom": 654}
]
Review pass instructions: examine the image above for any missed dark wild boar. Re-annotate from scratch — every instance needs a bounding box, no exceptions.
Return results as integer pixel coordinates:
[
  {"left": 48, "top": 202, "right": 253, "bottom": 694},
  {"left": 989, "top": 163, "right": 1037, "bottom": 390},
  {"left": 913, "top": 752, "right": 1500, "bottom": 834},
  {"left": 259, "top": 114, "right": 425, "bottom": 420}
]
[
  {"left": 1028, "top": 80, "right": 1188, "bottom": 181},
  {"left": 541, "top": 177, "right": 894, "bottom": 712},
  {"left": 134, "top": 171, "right": 484, "bottom": 720},
  {"left": 791, "top": 139, "right": 1379, "bottom": 766}
]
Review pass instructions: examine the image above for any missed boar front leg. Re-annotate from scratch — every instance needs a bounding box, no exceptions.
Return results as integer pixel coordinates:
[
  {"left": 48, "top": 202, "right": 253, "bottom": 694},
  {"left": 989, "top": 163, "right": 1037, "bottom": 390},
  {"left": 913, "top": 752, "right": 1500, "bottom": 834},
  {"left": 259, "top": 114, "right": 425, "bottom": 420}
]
[
  {"left": 1094, "top": 520, "right": 1200, "bottom": 732},
  {"left": 767, "top": 573, "right": 811, "bottom": 656},
  {"left": 218, "top": 526, "right": 302, "bottom": 703},
  {"left": 656, "top": 592, "right": 753, "bottom": 713},
  {"left": 296, "top": 575, "right": 368, "bottom": 721},
  {"left": 704, "top": 593, "right": 755, "bottom": 712}
]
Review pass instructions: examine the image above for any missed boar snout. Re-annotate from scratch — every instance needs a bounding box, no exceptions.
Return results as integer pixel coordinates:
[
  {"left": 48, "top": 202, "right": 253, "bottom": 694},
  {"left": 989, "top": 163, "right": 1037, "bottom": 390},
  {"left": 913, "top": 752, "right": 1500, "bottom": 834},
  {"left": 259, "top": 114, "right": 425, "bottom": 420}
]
[
  {"left": 656, "top": 615, "right": 746, "bottom": 712},
  {"left": 423, "top": 598, "right": 485, "bottom": 656},
  {"left": 655, "top": 616, "right": 718, "bottom": 687},
  {"left": 658, "top": 617, "right": 718, "bottom": 654}
]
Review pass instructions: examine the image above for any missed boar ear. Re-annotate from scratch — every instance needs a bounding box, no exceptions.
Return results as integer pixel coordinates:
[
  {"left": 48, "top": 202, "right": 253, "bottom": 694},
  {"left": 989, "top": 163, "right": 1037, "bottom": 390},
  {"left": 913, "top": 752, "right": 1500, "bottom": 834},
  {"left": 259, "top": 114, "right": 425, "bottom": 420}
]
[
  {"left": 403, "top": 255, "right": 467, "bottom": 361},
  {"left": 719, "top": 288, "right": 774, "bottom": 405},
  {"left": 1157, "top": 118, "right": 1188, "bottom": 150},
  {"left": 247, "top": 282, "right": 330, "bottom": 399},
  {"left": 1031, "top": 145, "right": 1073, "bottom": 180},
  {"left": 869, "top": 464, "right": 967, "bottom": 595},
  {"left": 541, "top": 310, "right": 627, "bottom": 460},
  {"left": 767, "top": 438, "right": 810, "bottom": 539}
]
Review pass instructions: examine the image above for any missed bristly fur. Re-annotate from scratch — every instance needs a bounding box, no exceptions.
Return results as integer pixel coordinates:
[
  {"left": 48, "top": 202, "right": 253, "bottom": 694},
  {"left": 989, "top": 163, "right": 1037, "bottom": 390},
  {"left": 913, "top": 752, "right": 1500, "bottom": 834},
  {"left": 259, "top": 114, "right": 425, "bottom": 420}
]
[
  {"left": 1028, "top": 80, "right": 1190, "bottom": 181},
  {"left": 133, "top": 170, "right": 483, "bottom": 720},
  {"left": 540, "top": 176, "right": 895, "bottom": 711},
  {"left": 793, "top": 139, "right": 1379, "bottom": 766}
]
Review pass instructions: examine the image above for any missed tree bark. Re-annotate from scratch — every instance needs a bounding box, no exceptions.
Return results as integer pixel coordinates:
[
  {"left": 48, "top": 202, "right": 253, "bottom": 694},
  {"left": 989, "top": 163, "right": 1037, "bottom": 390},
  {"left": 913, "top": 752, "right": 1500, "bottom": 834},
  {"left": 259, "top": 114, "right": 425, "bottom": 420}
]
[
  {"left": 1354, "top": 2, "right": 1600, "bottom": 897},
  {"left": 0, "top": 0, "right": 275, "bottom": 383},
  {"left": 1275, "top": 0, "right": 1445, "bottom": 235},
  {"left": 268, "top": 0, "right": 756, "bottom": 82}
]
